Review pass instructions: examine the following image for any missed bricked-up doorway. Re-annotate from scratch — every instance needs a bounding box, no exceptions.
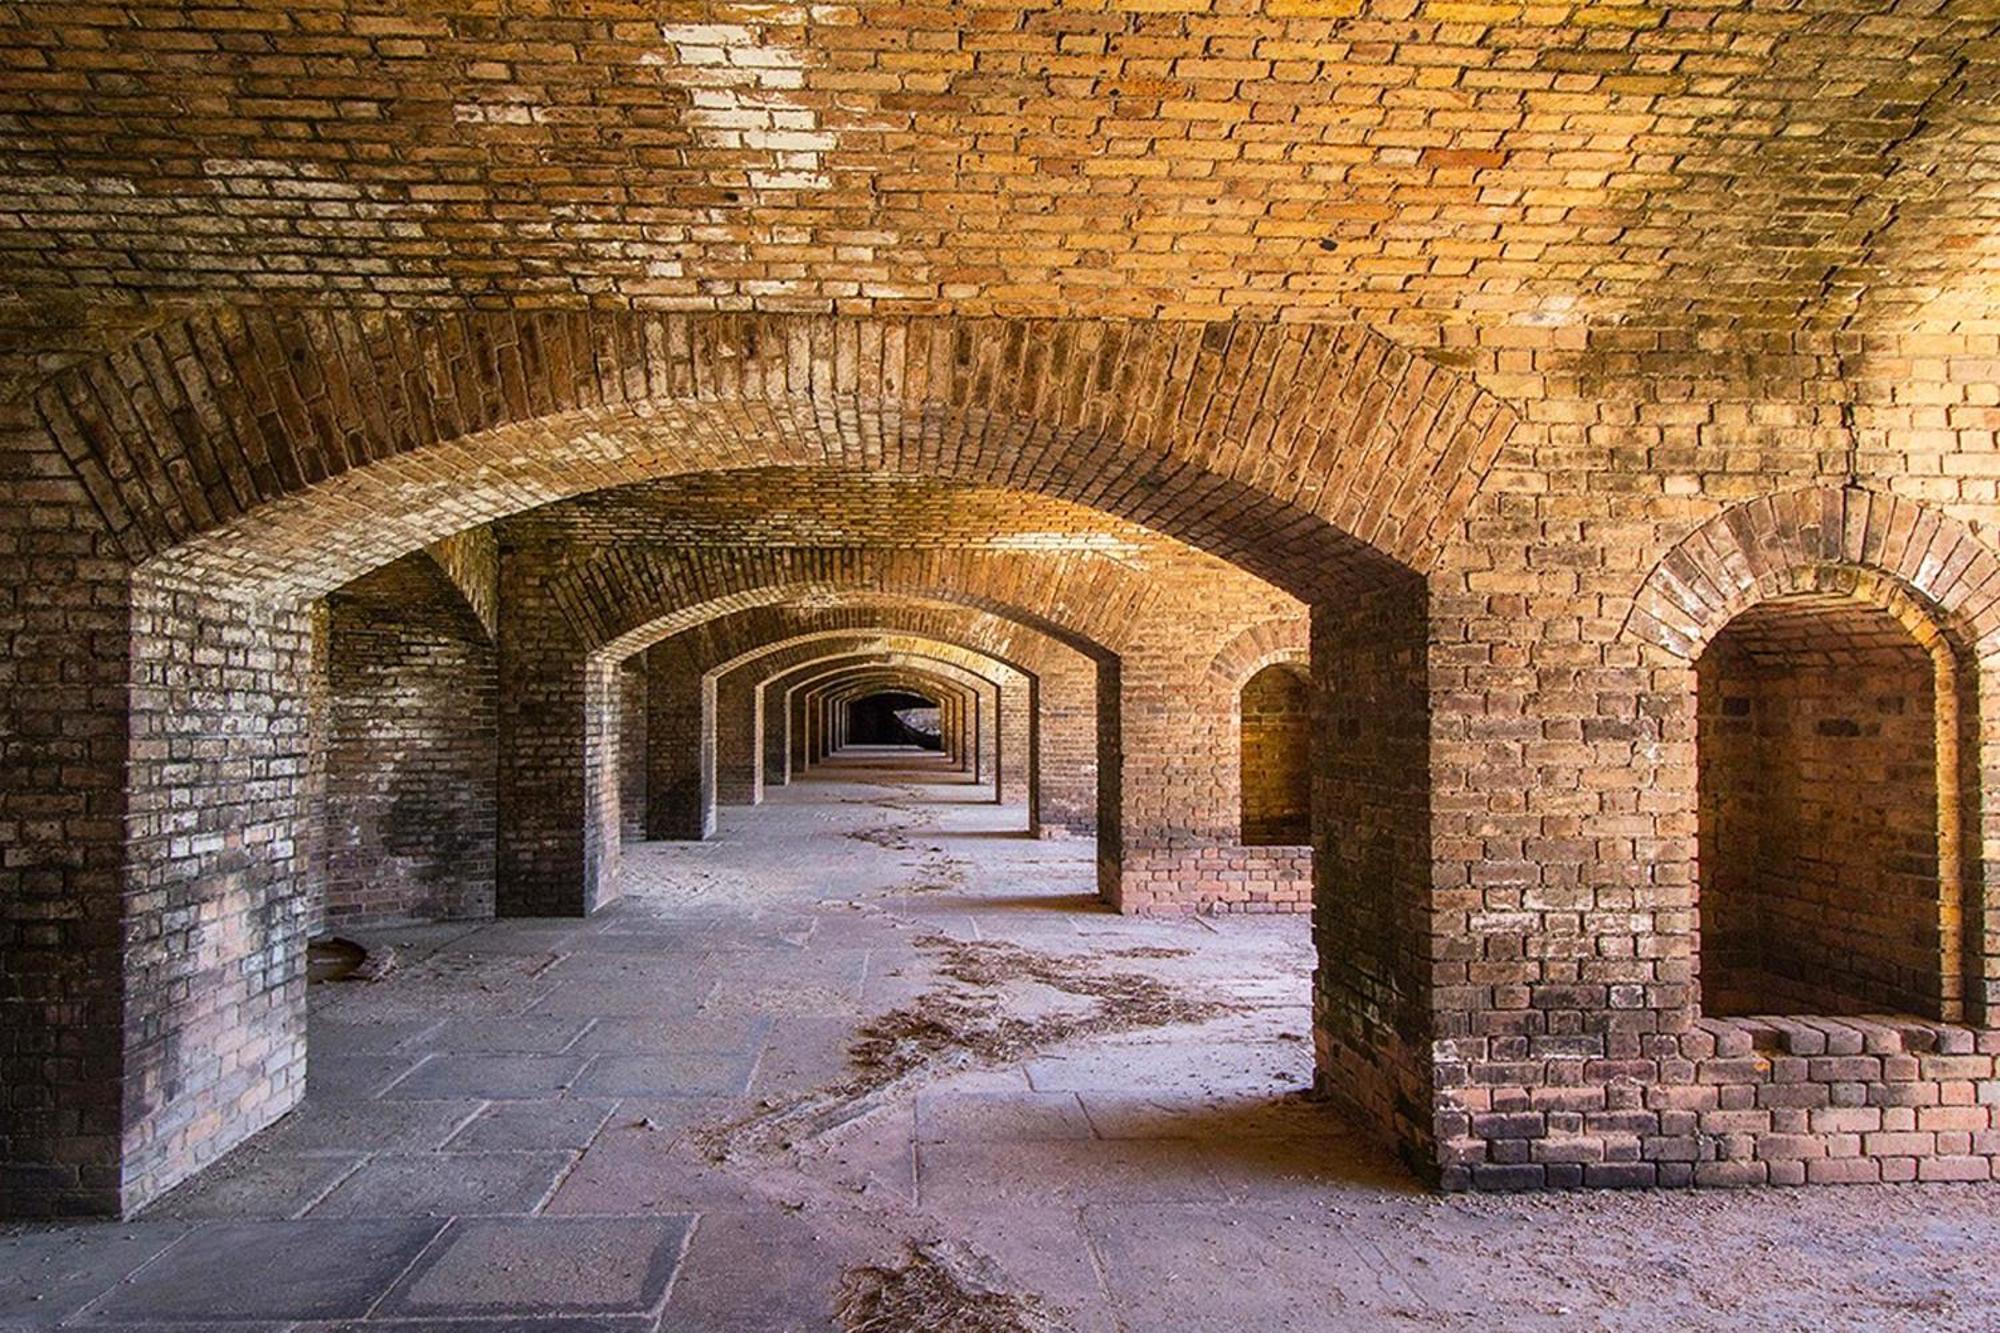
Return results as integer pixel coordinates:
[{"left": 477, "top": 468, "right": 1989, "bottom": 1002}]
[
  {"left": 1240, "top": 661, "right": 1312, "bottom": 847},
  {"left": 1696, "top": 591, "right": 1969, "bottom": 1021}
]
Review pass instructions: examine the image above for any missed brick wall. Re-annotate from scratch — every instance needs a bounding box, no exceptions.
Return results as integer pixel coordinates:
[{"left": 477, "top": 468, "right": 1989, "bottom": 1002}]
[
  {"left": 0, "top": 384, "right": 130, "bottom": 1218},
  {"left": 124, "top": 572, "right": 315, "bottom": 1214},
  {"left": 1240, "top": 662, "right": 1312, "bottom": 847},
  {"left": 320, "top": 553, "right": 497, "bottom": 927},
  {"left": 617, "top": 661, "right": 647, "bottom": 844}
]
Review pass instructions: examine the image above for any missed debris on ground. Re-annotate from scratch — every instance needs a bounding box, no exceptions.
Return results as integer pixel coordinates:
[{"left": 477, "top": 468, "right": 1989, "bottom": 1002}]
[
  {"left": 699, "top": 934, "right": 1238, "bottom": 1157},
  {"left": 900, "top": 846, "right": 968, "bottom": 894},
  {"left": 836, "top": 1242, "right": 1073, "bottom": 1333},
  {"left": 846, "top": 826, "right": 914, "bottom": 850},
  {"left": 917, "top": 935, "right": 1227, "bottom": 1028},
  {"left": 306, "top": 936, "right": 396, "bottom": 984}
]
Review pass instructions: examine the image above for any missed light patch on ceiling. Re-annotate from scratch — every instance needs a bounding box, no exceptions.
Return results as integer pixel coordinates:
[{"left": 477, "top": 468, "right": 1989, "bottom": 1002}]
[
  {"left": 982, "top": 532, "right": 1148, "bottom": 562},
  {"left": 1514, "top": 293, "right": 1580, "bottom": 328},
  {"left": 646, "top": 14, "right": 842, "bottom": 194},
  {"left": 791, "top": 588, "right": 857, "bottom": 610}
]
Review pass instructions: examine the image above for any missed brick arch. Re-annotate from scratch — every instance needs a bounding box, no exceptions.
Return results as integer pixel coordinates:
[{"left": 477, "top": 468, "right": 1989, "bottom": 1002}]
[
  {"left": 627, "top": 607, "right": 1088, "bottom": 842},
  {"left": 1206, "top": 617, "right": 1311, "bottom": 689},
  {"left": 790, "top": 658, "right": 988, "bottom": 740},
  {"left": 821, "top": 670, "right": 977, "bottom": 753},
  {"left": 1621, "top": 486, "right": 2000, "bottom": 663},
  {"left": 784, "top": 658, "right": 998, "bottom": 725},
  {"left": 578, "top": 550, "right": 1137, "bottom": 663},
  {"left": 663, "top": 614, "right": 1042, "bottom": 792},
  {"left": 652, "top": 603, "right": 1076, "bottom": 684},
  {"left": 744, "top": 637, "right": 1043, "bottom": 814},
  {"left": 773, "top": 649, "right": 1014, "bottom": 772},
  {"left": 578, "top": 583, "right": 1113, "bottom": 870},
  {"left": 38, "top": 310, "right": 1513, "bottom": 601},
  {"left": 818, "top": 666, "right": 981, "bottom": 716},
  {"left": 1620, "top": 484, "right": 2000, "bottom": 1027},
  {"left": 810, "top": 663, "right": 984, "bottom": 762}
]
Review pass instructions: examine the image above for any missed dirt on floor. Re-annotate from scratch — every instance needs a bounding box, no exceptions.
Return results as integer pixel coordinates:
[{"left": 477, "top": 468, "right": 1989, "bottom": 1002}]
[
  {"left": 700, "top": 932, "right": 1241, "bottom": 1159},
  {"left": 10, "top": 762, "right": 2000, "bottom": 1332},
  {"left": 837, "top": 1241, "right": 1072, "bottom": 1333}
]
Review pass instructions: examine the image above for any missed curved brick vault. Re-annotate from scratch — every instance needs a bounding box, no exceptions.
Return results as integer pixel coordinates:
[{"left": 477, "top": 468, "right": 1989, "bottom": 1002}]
[
  {"left": 576, "top": 551, "right": 1140, "bottom": 663},
  {"left": 37, "top": 309, "right": 1514, "bottom": 600},
  {"left": 629, "top": 614, "right": 1057, "bottom": 839},
  {"left": 0, "top": 3, "right": 1991, "bottom": 340},
  {"left": 751, "top": 641, "right": 1032, "bottom": 803}
]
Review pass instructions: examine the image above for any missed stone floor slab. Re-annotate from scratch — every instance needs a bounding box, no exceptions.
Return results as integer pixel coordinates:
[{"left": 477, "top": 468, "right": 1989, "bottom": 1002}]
[
  {"left": 542, "top": 1135, "right": 770, "bottom": 1216},
  {"left": 655, "top": 1209, "right": 886, "bottom": 1332},
  {"left": 375, "top": 1217, "right": 693, "bottom": 1318},
  {"left": 570, "top": 1052, "right": 760, "bottom": 1098},
  {"left": 300, "top": 1312, "right": 652, "bottom": 1320},
  {"left": 915, "top": 1139, "right": 1228, "bottom": 1209},
  {"left": 442, "top": 1099, "right": 617, "bottom": 1152},
  {"left": 306, "top": 1019, "right": 443, "bottom": 1056},
  {"left": 76, "top": 1220, "right": 445, "bottom": 1323},
  {"left": 306, "top": 1055, "right": 425, "bottom": 1103},
  {"left": 914, "top": 1090, "right": 1095, "bottom": 1143},
  {"left": 571, "top": 1013, "right": 774, "bottom": 1056},
  {"left": 142, "top": 1149, "right": 364, "bottom": 1221},
  {"left": 0, "top": 1225, "right": 191, "bottom": 1327},
  {"left": 252, "top": 1099, "right": 483, "bottom": 1156},
  {"left": 411, "top": 1016, "right": 596, "bottom": 1054},
  {"left": 381, "top": 1055, "right": 588, "bottom": 1100},
  {"left": 307, "top": 1152, "right": 575, "bottom": 1218}
]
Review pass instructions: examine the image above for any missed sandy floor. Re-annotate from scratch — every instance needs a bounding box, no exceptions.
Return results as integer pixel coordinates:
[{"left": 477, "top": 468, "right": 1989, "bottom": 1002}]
[{"left": 3, "top": 748, "right": 1997, "bottom": 1331}]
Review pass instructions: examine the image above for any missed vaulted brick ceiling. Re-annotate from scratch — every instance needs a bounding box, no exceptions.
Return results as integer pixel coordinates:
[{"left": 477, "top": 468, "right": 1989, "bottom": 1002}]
[
  {"left": 2, "top": 0, "right": 1994, "bottom": 354},
  {"left": 509, "top": 468, "right": 1256, "bottom": 572}
]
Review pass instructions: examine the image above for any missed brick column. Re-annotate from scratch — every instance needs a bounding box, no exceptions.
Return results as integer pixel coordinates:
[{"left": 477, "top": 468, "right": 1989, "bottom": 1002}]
[
  {"left": 642, "top": 641, "right": 714, "bottom": 839},
  {"left": 496, "top": 552, "right": 608, "bottom": 915},
  {"left": 321, "top": 556, "right": 497, "bottom": 926},
  {"left": 1035, "top": 665, "right": 1099, "bottom": 837},
  {"left": 616, "top": 662, "right": 647, "bottom": 841},
  {"left": 1309, "top": 587, "right": 1435, "bottom": 1177},
  {"left": 0, "top": 403, "right": 134, "bottom": 1218},
  {"left": 713, "top": 670, "right": 765, "bottom": 806}
]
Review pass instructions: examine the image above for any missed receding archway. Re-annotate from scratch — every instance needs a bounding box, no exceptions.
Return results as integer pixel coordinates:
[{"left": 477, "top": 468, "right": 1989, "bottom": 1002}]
[{"left": 7, "top": 309, "right": 1493, "bottom": 1218}]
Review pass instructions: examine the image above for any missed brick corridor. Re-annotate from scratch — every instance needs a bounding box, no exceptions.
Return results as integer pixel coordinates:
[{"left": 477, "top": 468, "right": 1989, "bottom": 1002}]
[{"left": 5, "top": 760, "right": 1998, "bottom": 1329}]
